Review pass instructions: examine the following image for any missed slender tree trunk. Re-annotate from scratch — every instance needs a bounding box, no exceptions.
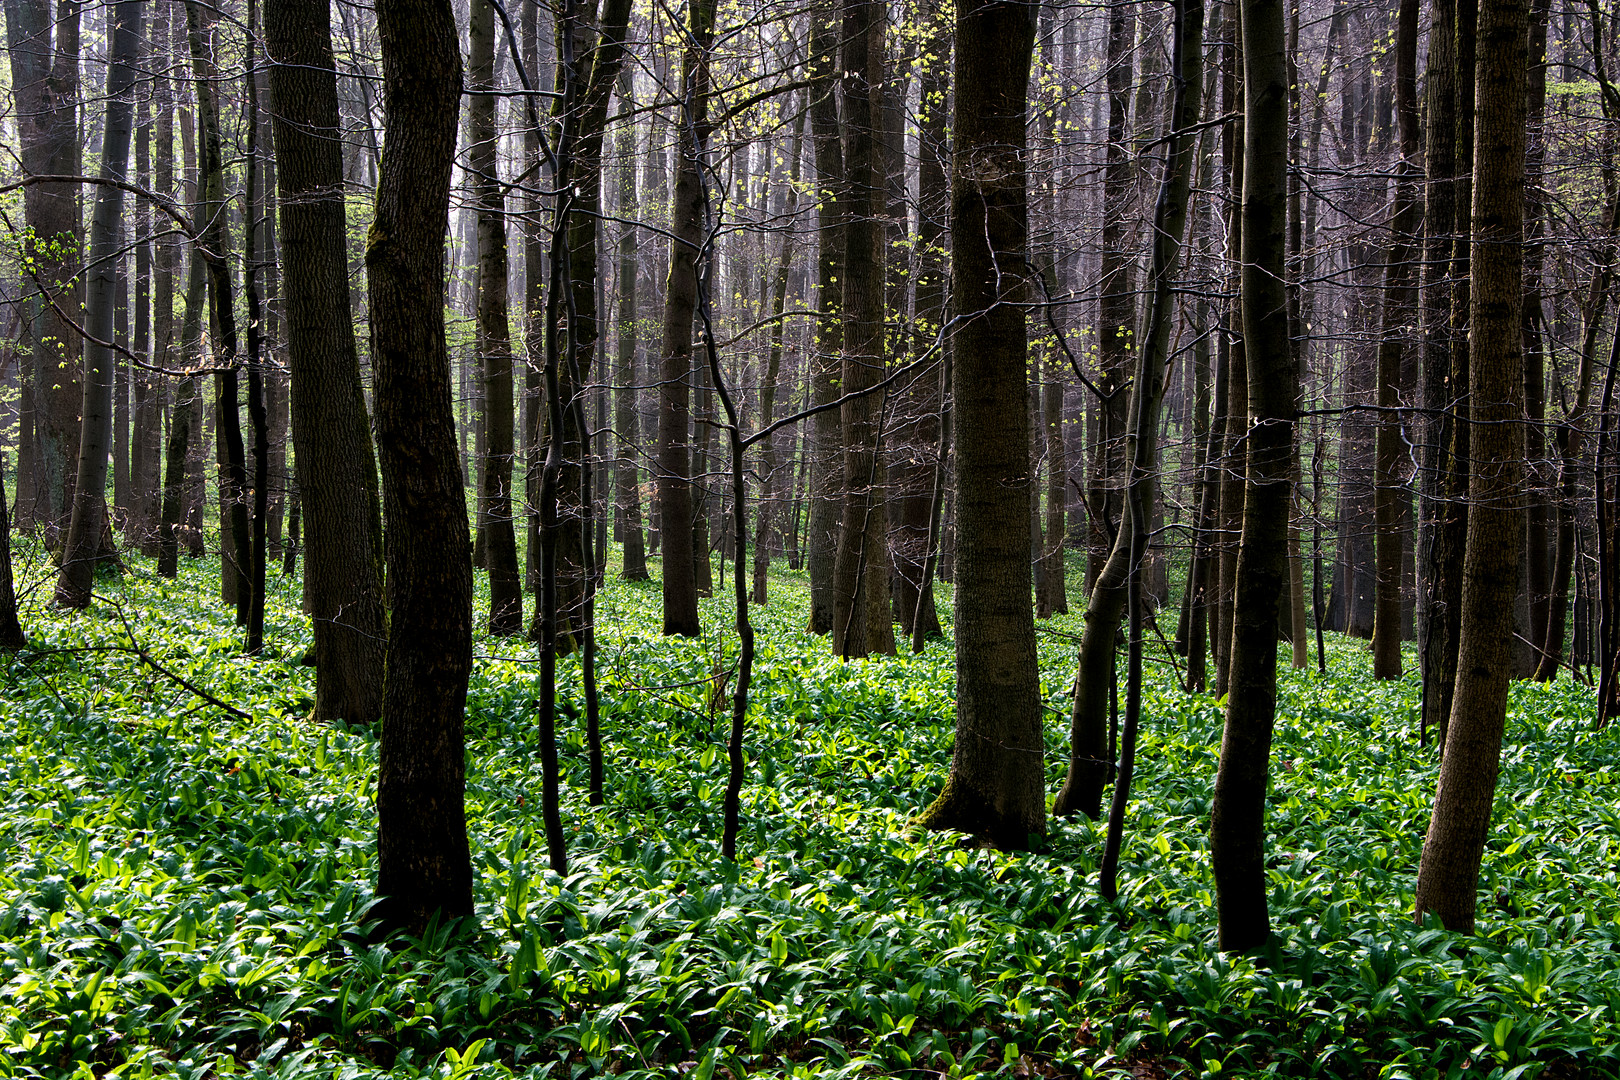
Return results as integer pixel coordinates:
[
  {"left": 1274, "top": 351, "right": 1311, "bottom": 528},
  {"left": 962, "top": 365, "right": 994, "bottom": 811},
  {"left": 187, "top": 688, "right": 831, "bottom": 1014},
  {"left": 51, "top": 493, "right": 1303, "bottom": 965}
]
[
  {"left": 1, "top": 449, "right": 27, "bottom": 649},
  {"left": 1371, "top": 0, "right": 1422, "bottom": 678},
  {"left": 751, "top": 117, "right": 804, "bottom": 606},
  {"left": 1430, "top": 0, "right": 1480, "bottom": 748},
  {"left": 1088, "top": 0, "right": 1136, "bottom": 589},
  {"left": 1215, "top": 3, "right": 1246, "bottom": 693},
  {"left": 54, "top": 0, "right": 140, "bottom": 608},
  {"left": 186, "top": 0, "right": 253, "bottom": 634},
  {"left": 830, "top": 0, "right": 895, "bottom": 658},
  {"left": 1098, "top": 0, "right": 1204, "bottom": 899},
  {"left": 1210, "top": 0, "right": 1294, "bottom": 953},
  {"left": 655, "top": 0, "right": 716, "bottom": 638},
  {"left": 1414, "top": 0, "right": 1529, "bottom": 932},
  {"left": 244, "top": 0, "right": 270, "bottom": 653},
  {"left": 266, "top": 0, "right": 388, "bottom": 721},
  {"left": 469, "top": 0, "right": 522, "bottom": 635},
  {"left": 918, "top": 0, "right": 1042, "bottom": 849},
  {"left": 804, "top": 1, "right": 844, "bottom": 635},
  {"left": 1054, "top": 0, "right": 1204, "bottom": 821},
  {"left": 1537, "top": 189, "right": 1619, "bottom": 679},
  {"left": 614, "top": 69, "right": 649, "bottom": 582},
  {"left": 369, "top": 0, "right": 474, "bottom": 933}
]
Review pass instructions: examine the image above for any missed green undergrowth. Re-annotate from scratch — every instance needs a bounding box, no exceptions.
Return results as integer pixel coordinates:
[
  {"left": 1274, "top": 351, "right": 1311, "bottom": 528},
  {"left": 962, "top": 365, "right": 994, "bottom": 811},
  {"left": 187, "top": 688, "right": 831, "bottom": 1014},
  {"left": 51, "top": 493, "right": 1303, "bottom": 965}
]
[{"left": 1, "top": 543, "right": 1618, "bottom": 1079}]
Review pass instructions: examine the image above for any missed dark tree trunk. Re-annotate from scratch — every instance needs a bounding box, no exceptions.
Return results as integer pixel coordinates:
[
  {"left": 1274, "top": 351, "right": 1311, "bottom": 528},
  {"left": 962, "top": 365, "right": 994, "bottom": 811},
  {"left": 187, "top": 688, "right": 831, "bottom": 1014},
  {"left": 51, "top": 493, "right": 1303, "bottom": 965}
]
[
  {"left": 1538, "top": 192, "right": 1619, "bottom": 679},
  {"left": 1414, "top": 0, "right": 1528, "bottom": 934},
  {"left": 186, "top": 0, "right": 253, "bottom": 635},
  {"left": 244, "top": 0, "right": 271, "bottom": 654},
  {"left": 1088, "top": 0, "right": 1136, "bottom": 589},
  {"left": 1427, "top": 0, "right": 1480, "bottom": 748},
  {"left": 159, "top": 235, "right": 207, "bottom": 580},
  {"left": 614, "top": 70, "right": 649, "bottom": 582},
  {"left": 1210, "top": 0, "right": 1294, "bottom": 953},
  {"left": 751, "top": 118, "right": 804, "bottom": 606},
  {"left": 1371, "top": 0, "right": 1422, "bottom": 678},
  {"left": 830, "top": 0, "right": 895, "bottom": 658},
  {"left": 893, "top": 1, "right": 948, "bottom": 640},
  {"left": 266, "top": 0, "right": 388, "bottom": 721},
  {"left": 1214, "top": 7, "right": 1245, "bottom": 694},
  {"left": 54, "top": 0, "right": 140, "bottom": 608},
  {"left": 3, "top": 0, "right": 82, "bottom": 544},
  {"left": 655, "top": 0, "right": 716, "bottom": 638},
  {"left": 1054, "top": 0, "right": 1203, "bottom": 821},
  {"left": 539, "top": 0, "right": 633, "bottom": 647},
  {"left": 369, "top": 0, "right": 474, "bottom": 933},
  {"left": 804, "top": 1, "right": 844, "bottom": 635},
  {"left": 0, "top": 449, "right": 26, "bottom": 649},
  {"left": 469, "top": 0, "right": 522, "bottom": 635},
  {"left": 1098, "top": 0, "right": 1204, "bottom": 900},
  {"left": 917, "top": 0, "right": 1043, "bottom": 850}
]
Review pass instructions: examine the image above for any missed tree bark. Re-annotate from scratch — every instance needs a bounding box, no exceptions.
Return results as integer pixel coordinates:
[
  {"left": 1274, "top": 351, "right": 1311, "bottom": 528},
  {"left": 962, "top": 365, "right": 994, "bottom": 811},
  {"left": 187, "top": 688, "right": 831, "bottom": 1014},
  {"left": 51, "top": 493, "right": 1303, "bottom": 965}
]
[
  {"left": 1414, "top": 0, "right": 1528, "bottom": 933},
  {"left": 185, "top": 0, "right": 253, "bottom": 634},
  {"left": 1371, "top": 0, "right": 1422, "bottom": 678},
  {"left": 614, "top": 69, "right": 649, "bottom": 582},
  {"left": 469, "top": 0, "right": 522, "bottom": 635},
  {"left": 3, "top": 0, "right": 82, "bottom": 543},
  {"left": 804, "top": 1, "right": 844, "bottom": 635},
  {"left": 917, "top": 0, "right": 1043, "bottom": 850},
  {"left": 830, "top": 0, "right": 895, "bottom": 658},
  {"left": 1210, "top": 0, "right": 1294, "bottom": 953},
  {"left": 0, "top": 449, "right": 26, "bottom": 649},
  {"left": 266, "top": 0, "right": 388, "bottom": 721},
  {"left": 54, "top": 0, "right": 140, "bottom": 608},
  {"left": 655, "top": 0, "right": 716, "bottom": 638},
  {"left": 369, "top": 0, "right": 474, "bottom": 932},
  {"left": 1098, "top": 0, "right": 1204, "bottom": 899}
]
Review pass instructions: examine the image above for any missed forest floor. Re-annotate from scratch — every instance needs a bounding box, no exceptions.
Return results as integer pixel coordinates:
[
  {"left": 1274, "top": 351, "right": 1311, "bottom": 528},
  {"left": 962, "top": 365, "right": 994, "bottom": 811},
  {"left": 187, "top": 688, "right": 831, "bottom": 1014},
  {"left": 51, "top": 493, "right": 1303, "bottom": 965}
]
[{"left": 2, "top": 540, "right": 1619, "bottom": 1080}]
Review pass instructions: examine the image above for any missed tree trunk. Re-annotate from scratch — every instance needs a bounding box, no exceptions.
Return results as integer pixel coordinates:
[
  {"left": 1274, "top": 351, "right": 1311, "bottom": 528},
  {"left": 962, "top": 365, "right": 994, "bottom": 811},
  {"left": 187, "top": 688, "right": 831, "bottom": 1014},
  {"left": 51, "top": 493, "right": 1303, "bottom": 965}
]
[
  {"left": 266, "top": 0, "right": 388, "bottom": 722},
  {"left": 893, "top": 1, "right": 949, "bottom": 640},
  {"left": 1054, "top": 0, "right": 1203, "bottom": 821},
  {"left": 186, "top": 0, "right": 253, "bottom": 634},
  {"left": 1088, "top": 0, "right": 1136, "bottom": 589},
  {"left": 54, "top": 0, "right": 140, "bottom": 608},
  {"left": 0, "top": 448, "right": 26, "bottom": 649},
  {"left": 918, "top": 0, "right": 1042, "bottom": 850},
  {"left": 1210, "top": 0, "right": 1294, "bottom": 953},
  {"left": 614, "top": 70, "right": 649, "bottom": 582},
  {"left": 751, "top": 117, "right": 805, "bottom": 606},
  {"left": 369, "top": 0, "right": 474, "bottom": 934},
  {"left": 830, "top": 0, "right": 895, "bottom": 659},
  {"left": 1414, "top": 0, "right": 1528, "bottom": 934},
  {"left": 804, "top": 1, "right": 844, "bottom": 635},
  {"left": 1427, "top": 0, "right": 1480, "bottom": 748},
  {"left": 3, "top": 0, "right": 82, "bottom": 544},
  {"left": 469, "top": 0, "right": 522, "bottom": 635},
  {"left": 655, "top": 0, "right": 716, "bottom": 638},
  {"left": 244, "top": 0, "right": 271, "bottom": 654},
  {"left": 1371, "top": 0, "right": 1422, "bottom": 678},
  {"left": 1537, "top": 190, "right": 1619, "bottom": 679},
  {"left": 1098, "top": 0, "right": 1204, "bottom": 899}
]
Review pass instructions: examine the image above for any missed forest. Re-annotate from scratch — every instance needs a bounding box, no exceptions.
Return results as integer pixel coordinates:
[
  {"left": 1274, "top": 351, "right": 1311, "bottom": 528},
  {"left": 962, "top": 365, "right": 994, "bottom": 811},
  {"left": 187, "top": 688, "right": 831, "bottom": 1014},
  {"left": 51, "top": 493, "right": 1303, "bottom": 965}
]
[{"left": 2, "top": 0, "right": 1619, "bottom": 1072}]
